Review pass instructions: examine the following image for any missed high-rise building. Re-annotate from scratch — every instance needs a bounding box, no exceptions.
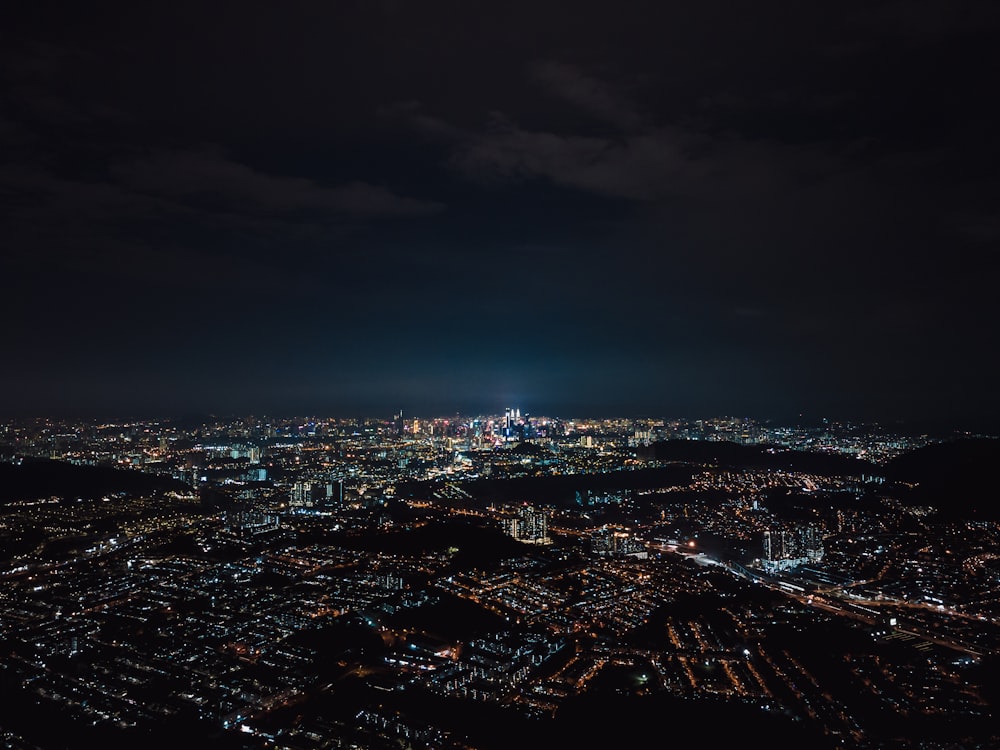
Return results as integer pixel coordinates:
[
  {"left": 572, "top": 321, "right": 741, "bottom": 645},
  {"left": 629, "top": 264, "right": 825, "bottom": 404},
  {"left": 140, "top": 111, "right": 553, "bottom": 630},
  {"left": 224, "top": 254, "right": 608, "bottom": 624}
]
[
  {"left": 317, "top": 479, "right": 344, "bottom": 509},
  {"left": 590, "top": 526, "right": 647, "bottom": 557},
  {"left": 760, "top": 523, "right": 824, "bottom": 572},
  {"left": 502, "top": 504, "right": 551, "bottom": 545},
  {"left": 290, "top": 481, "right": 317, "bottom": 509}
]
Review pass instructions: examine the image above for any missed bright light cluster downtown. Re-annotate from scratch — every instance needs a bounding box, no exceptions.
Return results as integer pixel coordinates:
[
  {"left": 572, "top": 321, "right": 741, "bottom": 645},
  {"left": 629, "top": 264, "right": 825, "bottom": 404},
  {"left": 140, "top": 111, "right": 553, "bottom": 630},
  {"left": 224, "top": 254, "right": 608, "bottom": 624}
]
[{"left": 1, "top": 412, "right": 999, "bottom": 749}]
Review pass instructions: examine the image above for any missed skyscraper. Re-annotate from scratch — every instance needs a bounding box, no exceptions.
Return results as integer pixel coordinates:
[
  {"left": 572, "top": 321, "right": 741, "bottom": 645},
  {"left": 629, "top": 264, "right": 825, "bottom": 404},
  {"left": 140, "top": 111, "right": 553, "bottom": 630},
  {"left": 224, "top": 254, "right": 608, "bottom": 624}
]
[
  {"left": 760, "top": 523, "right": 824, "bottom": 572},
  {"left": 502, "top": 504, "right": 551, "bottom": 545}
]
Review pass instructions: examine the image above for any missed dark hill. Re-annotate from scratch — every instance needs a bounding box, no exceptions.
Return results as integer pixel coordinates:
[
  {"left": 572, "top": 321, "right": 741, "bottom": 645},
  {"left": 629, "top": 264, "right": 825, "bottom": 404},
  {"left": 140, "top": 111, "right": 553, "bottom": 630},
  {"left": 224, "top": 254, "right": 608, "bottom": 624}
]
[
  {"left": 398, "top": 464, "right": 696, "bottom": 507},
  {"left": 0, "top": 458, "right": 191, "bottom": 504},
  {"left": 640, "top": 439, "right": 880, "bottom": 477},
  {"left": 882, "top": 437, "right": 1000, "bottom": 520},
  {"left": 507, "top": 441, "right": 549, "bottom": 456},
  {"left": 333, "top": 518, "right": 530, "bottom": 569}
]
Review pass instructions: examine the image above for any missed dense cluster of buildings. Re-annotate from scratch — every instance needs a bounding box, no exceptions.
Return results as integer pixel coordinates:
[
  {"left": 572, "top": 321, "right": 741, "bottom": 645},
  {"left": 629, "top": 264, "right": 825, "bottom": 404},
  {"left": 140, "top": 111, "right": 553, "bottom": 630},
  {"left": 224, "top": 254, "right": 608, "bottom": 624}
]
[
  {"left": 0, "top": 413, "right": 998, "bottom": 749},
  {"left": 760, "top": 524, "right": 825, "bottom": 572},
  {"left": 501, "top": 505, "right": 551, "bottom": 545}
]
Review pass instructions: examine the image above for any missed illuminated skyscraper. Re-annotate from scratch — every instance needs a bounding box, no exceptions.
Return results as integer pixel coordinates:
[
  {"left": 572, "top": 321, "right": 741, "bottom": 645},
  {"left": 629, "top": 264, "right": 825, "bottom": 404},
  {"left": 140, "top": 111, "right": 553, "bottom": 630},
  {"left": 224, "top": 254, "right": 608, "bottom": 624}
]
[
  {"left": 502, "top": 504, "right": 551, "bottom": 544},
  {"left": 761, "top": 523, "right": 824, "bottom": 572},
  {"left": 290, "top": 481, "right": 315, "bottom": 509},
  {"left": 504, "top": 408, "right": 515, "bottom": 439}
]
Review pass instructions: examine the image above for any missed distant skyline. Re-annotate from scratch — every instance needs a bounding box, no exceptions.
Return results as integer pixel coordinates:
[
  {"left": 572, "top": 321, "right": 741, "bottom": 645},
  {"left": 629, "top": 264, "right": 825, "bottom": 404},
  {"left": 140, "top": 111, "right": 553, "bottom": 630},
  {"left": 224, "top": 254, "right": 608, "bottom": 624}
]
[
  {"left": 3, "top": 1, "right": 999, "bottom": 428},
  {"left": 3, "top": 407, "right": 994, "bottom": 439}
]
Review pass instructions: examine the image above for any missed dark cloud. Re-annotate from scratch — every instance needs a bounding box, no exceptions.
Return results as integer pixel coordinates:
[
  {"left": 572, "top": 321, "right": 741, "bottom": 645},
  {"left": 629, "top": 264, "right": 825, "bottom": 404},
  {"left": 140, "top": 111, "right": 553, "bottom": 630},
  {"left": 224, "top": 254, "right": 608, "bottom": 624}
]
[
  {"left": 448, "top": 112, "right": 835, "bottom": 204},
  {"left": 529, "top": 61, "right": 646, "bottom": 131},
  {"left": 112, "top": 147, "right": 444, "bottom": 218}
]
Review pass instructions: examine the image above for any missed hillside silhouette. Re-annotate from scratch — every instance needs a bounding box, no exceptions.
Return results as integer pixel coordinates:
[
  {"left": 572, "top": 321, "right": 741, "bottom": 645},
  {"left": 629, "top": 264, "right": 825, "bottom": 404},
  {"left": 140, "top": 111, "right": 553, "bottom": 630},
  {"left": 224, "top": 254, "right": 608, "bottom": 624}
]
[
  {"left": 0, "top": 458, "right": 191, "bottom": 504},
  {"left": 883, "top": 437, "right": 1000, "bottom": 520},
  {"left": 640, "top": 439, "right": 881, "bottom": 476}
]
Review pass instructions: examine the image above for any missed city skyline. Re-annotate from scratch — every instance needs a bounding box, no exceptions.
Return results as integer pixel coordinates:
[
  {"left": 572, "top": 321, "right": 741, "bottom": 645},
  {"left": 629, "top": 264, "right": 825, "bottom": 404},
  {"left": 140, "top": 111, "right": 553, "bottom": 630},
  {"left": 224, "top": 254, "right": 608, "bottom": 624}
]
[{"left": 3, "top": 2, "right": 999, "bottom": 429}]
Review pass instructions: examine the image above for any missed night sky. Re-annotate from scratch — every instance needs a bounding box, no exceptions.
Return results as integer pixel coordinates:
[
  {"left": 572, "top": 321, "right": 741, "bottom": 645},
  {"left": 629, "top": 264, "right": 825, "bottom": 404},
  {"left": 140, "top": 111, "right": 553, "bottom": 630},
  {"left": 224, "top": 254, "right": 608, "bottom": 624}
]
[{"left": 3, "top": 1, "right": 999, "bottom": 427}]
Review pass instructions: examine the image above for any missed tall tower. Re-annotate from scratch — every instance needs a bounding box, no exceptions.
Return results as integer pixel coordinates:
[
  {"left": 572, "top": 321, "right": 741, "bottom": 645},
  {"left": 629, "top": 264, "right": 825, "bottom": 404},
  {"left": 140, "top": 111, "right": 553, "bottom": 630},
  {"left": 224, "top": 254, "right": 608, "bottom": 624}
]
[{"left": 516, "top": 504, "right": 550, "bottom": 544}]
